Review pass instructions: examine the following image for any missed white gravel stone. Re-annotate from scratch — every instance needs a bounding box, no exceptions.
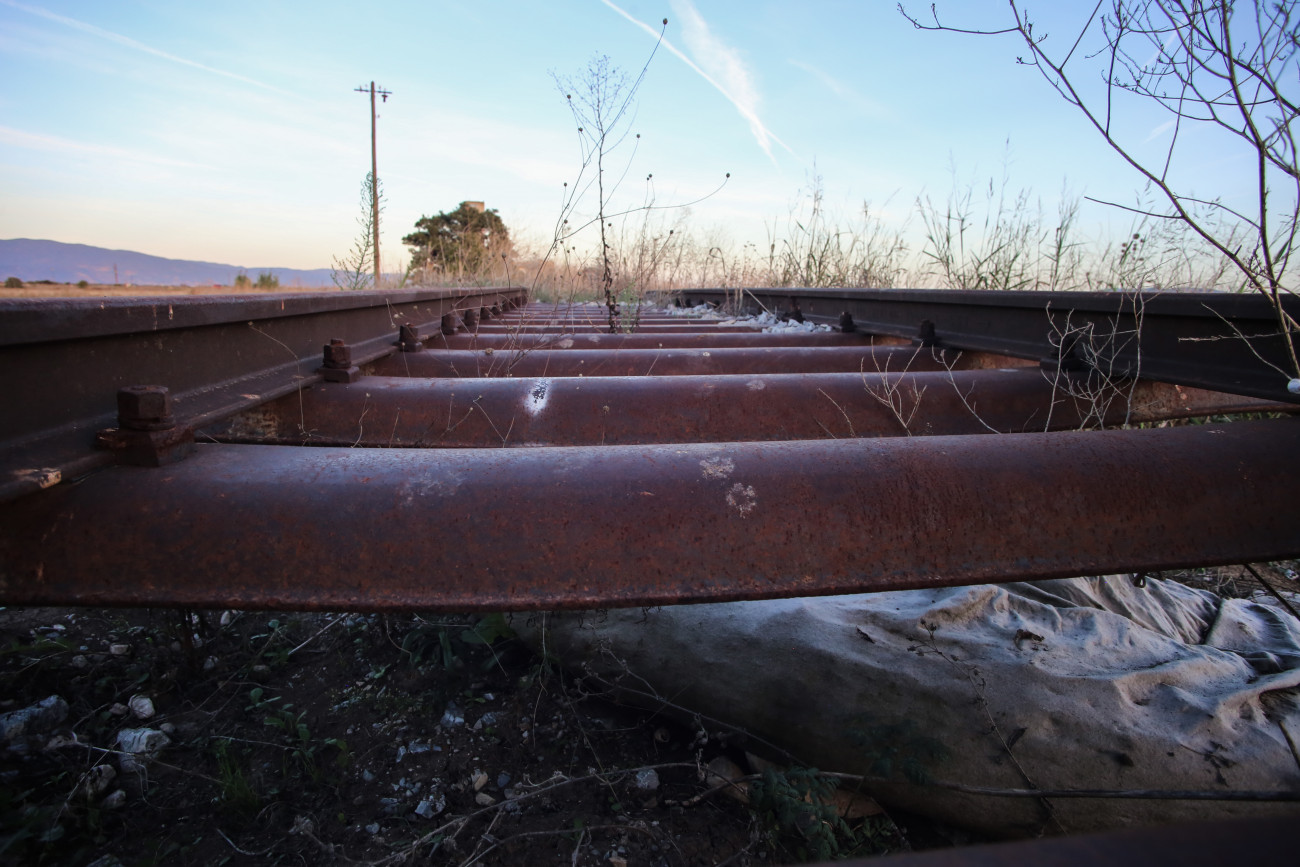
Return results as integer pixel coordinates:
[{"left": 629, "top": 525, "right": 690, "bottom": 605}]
[
  {"left": 127, "top": 695, "right": 155, "bottom": 720},
  {"left": 0, "top": 695, "right": 68, "bottom": 741},
  {"left": 632, "top": 768, "right": 660, "bottom": 791}
]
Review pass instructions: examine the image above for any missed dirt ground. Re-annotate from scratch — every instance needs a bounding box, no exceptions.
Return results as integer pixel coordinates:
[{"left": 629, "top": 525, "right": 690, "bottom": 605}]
[
  {"left": 0, "top": 606, "right": 910, "bottom": 867},
  {"left": 2, "top": 564, "right": 1295, "bottom": 866}
]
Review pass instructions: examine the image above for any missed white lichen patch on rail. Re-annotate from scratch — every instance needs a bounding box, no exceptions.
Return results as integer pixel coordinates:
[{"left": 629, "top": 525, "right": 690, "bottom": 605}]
[
  {"left": 699, "top": 457, "right": 734, "bottom": 480},
  {"left": 726, "top": 482, "right": 758, "bottom": 517},
  {"left": 525, "top": 380, "right": 551, "bottom": 416}
]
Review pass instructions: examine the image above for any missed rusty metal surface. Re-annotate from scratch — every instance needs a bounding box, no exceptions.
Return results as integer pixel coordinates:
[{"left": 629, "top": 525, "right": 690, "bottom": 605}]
[
  {"left": 2, "top": 420, "right": 1296, "bottom": 611},
  {"left": 471, "top": 322, "right": 762, "bottom": 334},
  {"left": 0, "top": 287, "right": 524, "bottom": 346},
  {"left": 828, "top": 816, "right": 1295, "bottom": 867},
  {"left": 203, "top": 371, "right": 1285, "bottom": 448},
  {"left": 430, "top": 330, "right": 891, "bottom": 350},
  {"left": 493, "top": 313, "right": 704, "bottom": 325},
  {"left": 671, "top": 288, "right": 1300, "bottom": 404},
  {"left": 0, "top": 287, "right": 526, "bottom": 503},
  {"left": 367, "top": 345, "right": 1029, "bottom": 378}
]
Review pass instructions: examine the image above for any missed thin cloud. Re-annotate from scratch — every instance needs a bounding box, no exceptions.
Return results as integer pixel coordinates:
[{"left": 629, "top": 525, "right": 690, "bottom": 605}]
[
  {"left": 0, "top": 125, "right": 204, "bottom": 169},
  {"left": 1143, "top": 118, "right": 1177, "bottom": 143},
  {"left": 788, "top": 59, "right": 890, "bottom": 120},
  {"left": 597, "top": 0, "right": 795, "bottom": 163},
  {"left": 0, "top": 0, "right": 291, "bottom": 95}
]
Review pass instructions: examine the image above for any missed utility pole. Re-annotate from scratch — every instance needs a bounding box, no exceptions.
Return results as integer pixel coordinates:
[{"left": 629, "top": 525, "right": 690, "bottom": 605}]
[{"left": 354, "top": 81, "right": 391, "bottom": 288}]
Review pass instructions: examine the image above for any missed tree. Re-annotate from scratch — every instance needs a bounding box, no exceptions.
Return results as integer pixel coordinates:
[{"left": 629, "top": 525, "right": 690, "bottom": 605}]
[
  {"left": 900, "top": 0, "right": 1300, "bottom": 385},
  {"left": 402, "top": 202, "right": 512, "bottom": 282}
]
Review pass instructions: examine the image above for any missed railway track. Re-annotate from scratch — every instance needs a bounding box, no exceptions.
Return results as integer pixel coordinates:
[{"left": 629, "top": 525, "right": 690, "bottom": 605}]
[{"left": 0, "top": 285, "right": 1296, "bottom": 611}]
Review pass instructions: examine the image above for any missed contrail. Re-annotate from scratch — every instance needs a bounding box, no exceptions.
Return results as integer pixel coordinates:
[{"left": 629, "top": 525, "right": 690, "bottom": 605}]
[
  {"left": 597, "top": 0, "right": 796, "bottom": 163},
  {"left": 1, "top": 0, "right": 292, "bottom": 96}
]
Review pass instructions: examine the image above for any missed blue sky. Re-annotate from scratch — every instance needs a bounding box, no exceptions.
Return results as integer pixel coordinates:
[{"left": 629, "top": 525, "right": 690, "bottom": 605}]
[{"left": 0, "top": 0, "right": 1254, "bottom": 272}]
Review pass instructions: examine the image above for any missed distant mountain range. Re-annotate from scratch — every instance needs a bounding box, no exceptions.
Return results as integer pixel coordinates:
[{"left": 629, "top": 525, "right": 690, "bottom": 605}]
[{"left": 0, "top": 239, "right": 334, "bottom": 287}]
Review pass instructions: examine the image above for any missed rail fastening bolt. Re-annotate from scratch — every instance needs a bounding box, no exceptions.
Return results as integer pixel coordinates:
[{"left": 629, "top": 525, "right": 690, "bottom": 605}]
[
  {"left": 323, "top": 338, "right": 352, "bottom": 369},
  {"left": 117, "top": 385, "right": 175, "bottom": 432}
]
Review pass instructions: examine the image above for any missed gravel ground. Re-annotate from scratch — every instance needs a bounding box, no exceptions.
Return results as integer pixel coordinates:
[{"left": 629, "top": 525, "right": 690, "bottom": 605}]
[{"left": 0, "top": 607, "right": 910, "bottom": 866}]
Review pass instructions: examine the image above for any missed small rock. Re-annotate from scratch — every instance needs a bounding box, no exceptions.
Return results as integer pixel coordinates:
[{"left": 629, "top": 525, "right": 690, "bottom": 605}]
[
  {"left": 632, "top": 768, "right": 660, "bottom": 791},
  {"left": 414, "top": 792, "right": 446, "bottom": 818},
  {"left": 109, "top": 644, "right": 130, "bottom": 656},
  {"left": 496, "top": 772, "right": 511, "bottom": 789},
  {"left": 127, "top": 695, "right": 155, "bottom": 720},
  {"left": 116, "top": 728, "right": 170, "bottom": 771},
  {"left": 474, "top": 792, "right": 496, "bottom": 807},
  {"left": 362, "top": 769, "right": 376, "bottom": 782},
  {"left": 70, "top": 655, "right": 89, "bottom": 669},
  {"left": 203, "top": 656, "right": 218, "bottom": 672},
  {"left": 220, "top": 610, "right": 235, "bottom": 627},
  {"left": 109, "top": 703, "right": 128, "bottom": 716},
  {"left": 43, "top": 734, "right": 78, "bottom": 751},
  {"left": 79, "top": 764, "right": 117, "bottom": 799},
  {"left": 0, "top": 695, "right": 68, "bottom": 741},
  {"left": 609, "top": 857, "right": 628, "bottom": 867},
  {"left": 472, "top": 772, "right": 489, "bottom": 791},
  {"left": 365, "top": 822, "right": 380, "bottom": 835},
  {"left": 440, "top": 703, "right": 465, "bottom": 728},
  {"left": 100, "top": 789, "right": 126, "bottom": 809},
  {"left": 159, "top": 722, "right": 175, "bottom": 735},
  {"left": 396, "top": 745, "right": 406, "bottom": 763},
  {"left": 407, "top": 741, "right": 431, "bottom": 755}
]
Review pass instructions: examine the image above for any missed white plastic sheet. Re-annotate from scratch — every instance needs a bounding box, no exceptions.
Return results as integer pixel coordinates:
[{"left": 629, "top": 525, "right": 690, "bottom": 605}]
[{"left": 521, "top": 577, "right": 1300, "bottom": 836}]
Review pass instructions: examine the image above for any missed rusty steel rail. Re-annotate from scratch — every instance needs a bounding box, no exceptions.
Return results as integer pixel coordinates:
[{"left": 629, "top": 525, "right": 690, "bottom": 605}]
[
  {"left": 833, "top": 815, "right": 1294, "bottom": 867},
  {"left": 471, "top": 322, "right": 762, "bottom": 334},
  {"left": 432, "top": 331, "right": 886, "bottom": 349},
  {"left": 201, "top": 370, "right": 1280, "bottom": 448},
  {"left": 671, "top": 288, "right": 1300, "bottom": 404},
  {"left": 2, "top": 420, "right": 1296, "bottom": 611},
  {"left": 366, "top": 345, "right": 1029, "bottom": 378},
  {"left": 0, "top": 290, "right": 1297, "bottom": 612},
  {"left": 0, "top": 286, "right": 526, "bottom": 502}
]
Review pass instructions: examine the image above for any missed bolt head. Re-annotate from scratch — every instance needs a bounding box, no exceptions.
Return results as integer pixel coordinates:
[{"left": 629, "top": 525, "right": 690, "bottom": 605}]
[
  {"left": 323, "top": 341, "right": 352, "bottom": 367},
  {"left": 118, "top": 386, "right": 171, "bottom": 422}
]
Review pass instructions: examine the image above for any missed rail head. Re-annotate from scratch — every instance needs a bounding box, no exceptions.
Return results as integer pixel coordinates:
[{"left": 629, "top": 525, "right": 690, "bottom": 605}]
[
  {"left": 669, "top": 287, "right": 1300, "bottom": 405},
  {"left": 1, "top": 286, "right": 528, "bottom": 502}
]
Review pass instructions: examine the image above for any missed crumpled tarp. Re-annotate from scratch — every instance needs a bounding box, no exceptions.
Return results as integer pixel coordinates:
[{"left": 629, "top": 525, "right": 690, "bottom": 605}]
[{"left": 518, "top": 576, "right": 1300, "bottom": 836}]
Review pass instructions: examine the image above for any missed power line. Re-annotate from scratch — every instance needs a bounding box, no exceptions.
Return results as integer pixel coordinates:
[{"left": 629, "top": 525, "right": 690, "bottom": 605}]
[{"left": 354, "top": 81, "right": 392, "bottom": 288}]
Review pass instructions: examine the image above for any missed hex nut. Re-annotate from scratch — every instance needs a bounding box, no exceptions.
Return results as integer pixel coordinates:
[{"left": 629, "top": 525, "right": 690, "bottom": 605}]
[{"left": 117, "top": 386, "right": 174, "bottom": 431}]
